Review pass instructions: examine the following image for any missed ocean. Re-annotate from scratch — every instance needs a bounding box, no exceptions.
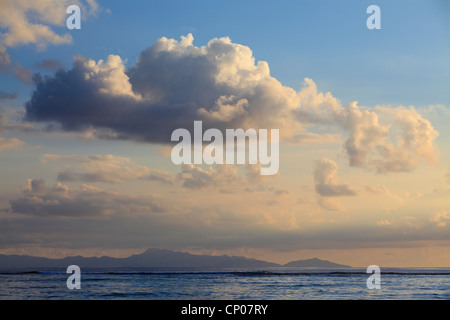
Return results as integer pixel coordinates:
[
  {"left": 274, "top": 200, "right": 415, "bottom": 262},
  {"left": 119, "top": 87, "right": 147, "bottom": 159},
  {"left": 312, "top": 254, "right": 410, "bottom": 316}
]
[{"left": 0, "top": 267, "right": 449, "bottom": 300}]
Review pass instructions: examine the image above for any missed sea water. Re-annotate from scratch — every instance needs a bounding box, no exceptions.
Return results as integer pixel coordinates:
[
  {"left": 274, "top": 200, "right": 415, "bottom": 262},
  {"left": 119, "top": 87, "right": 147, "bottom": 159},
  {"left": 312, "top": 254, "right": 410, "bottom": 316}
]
[{"left": 0, "top": 267, "right": 449, "bottom": 300}]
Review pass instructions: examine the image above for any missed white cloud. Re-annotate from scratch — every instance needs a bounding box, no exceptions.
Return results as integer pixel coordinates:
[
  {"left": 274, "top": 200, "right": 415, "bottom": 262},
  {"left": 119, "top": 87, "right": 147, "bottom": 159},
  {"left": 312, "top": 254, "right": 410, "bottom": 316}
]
[
  {"left": 368, "top": 105, "right": 440, "bottom": 173},
  {"left": 0, "top": 0, "right": 99, "bottom": 49},
  {"left": 317, "top": 197, "right": 345, "bottom": 211},
  {"left": 0, "top": 1, "right": 100, "bottom": 83},
  {"left": 24, "top": 34, "right": 440, "bottom": 174},
  {"left": 77, "top": 55, "right": 142, "bottom": 99}
]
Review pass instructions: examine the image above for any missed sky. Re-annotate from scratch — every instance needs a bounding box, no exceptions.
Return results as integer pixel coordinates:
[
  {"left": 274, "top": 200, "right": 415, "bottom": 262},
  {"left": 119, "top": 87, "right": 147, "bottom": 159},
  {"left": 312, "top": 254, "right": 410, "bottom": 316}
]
[{"left": 0, "top": 0, "right": 449, "bottom": 267}]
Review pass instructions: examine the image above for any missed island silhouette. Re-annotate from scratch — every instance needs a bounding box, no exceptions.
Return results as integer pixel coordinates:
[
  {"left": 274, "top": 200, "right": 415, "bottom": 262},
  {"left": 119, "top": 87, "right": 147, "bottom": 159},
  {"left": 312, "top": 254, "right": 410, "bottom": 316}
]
[{"left": 0, "top": 248, "right": 351, "bottom": 269}]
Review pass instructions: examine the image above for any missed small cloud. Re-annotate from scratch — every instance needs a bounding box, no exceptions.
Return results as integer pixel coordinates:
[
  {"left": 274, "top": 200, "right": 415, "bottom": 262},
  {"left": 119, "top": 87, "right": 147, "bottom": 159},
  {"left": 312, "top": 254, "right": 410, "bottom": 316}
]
[
  {"left": 176, "top": 164, "right": 242, "bottom": 192},
  {"left": 56, "top": 170, "right": 77, "bottom": 182},
  {"left": 376, "top": 219, "right": 392, "bottom": 226},
  {"left": 364, "top": 184, "right": 403, "bottom": 201},
  {"left": 287, "top": 132, "right": 339, "bottom": 145},
  {"left": 35, "top": 59, "right": 63, "bottom": 72},
  {"left": 156, "top": 146, "right": 173, "bottom": 158},
  {"left": 313, "top": 158, "right": 357, "bottom": 197},
  {"left": 446, "top": 166, "right": 450, "bottom": 184},
  {"left": 430, "top": 211, "right": 450, "bottom": 227},
  {"left": 42, "top": 153, "right": 174, "bottom": 185},
  {"left": 0, "top": 0, "right": 100, "bottom": 49},
  {"left": 274, "top": 189, "right": 291, "bottom": 197},
  {"left": 0, "top": 46, "right": 33, "bottom": 84},
  {"left": 76, "top": 127, "right": 97, "bottom": 141},
  {"left": 0, "top": 137, "right": 24, "bottom": 151},
  {"left": 0, "top": 110, "right": 41, "bottom": 134},
  {"left": 0, "top": 90, "right": 16, "bottom": 100},
  {"left": 0, "top": 1, "right": 102, "bottom": 86},
  {"left": 317, "top": 197, "right": 344, "bottom": 211},
  {"left": 139, "top": 170, "right": 175, "bottom": 185}
]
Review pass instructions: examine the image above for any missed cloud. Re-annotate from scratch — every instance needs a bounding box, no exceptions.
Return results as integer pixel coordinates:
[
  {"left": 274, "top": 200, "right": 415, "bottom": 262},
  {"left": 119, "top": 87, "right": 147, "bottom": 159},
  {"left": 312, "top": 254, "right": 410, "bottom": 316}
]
[
  {"left": 0, "top": 137, "right": 24, "bottom": 151},
  {"left": 7, "top": 200, "right": 450, "bottom": 252},
  {"left": 0, "top": 109, "right": 41, "bottom": 134},
  {"left": 25, "top": 34, "right": 301, "bottom": 143},
  {"left": 41, "top": 154, "right": 174, "bottom": 185},
  {"left": 0, "top": 112, "right": 27, "bottom": 151},
  {"left": 296, "top": 82, "right": 439, "bottom": 172},
  {"left": 0, "top": 0, "right": 99, "bottom": 49},
  {"left": 0, "top": 1, "right": 101, "bottom": 83},
  {"left": 175, "top": 162, "right": 284, "bottom": 194},
  {"left": 2, "top": 177, "right": 450, "bottom": 252},
  {"left": 360, "top": 105, "right": 439, "bottom": 173},
  {"left": 0, "top": 90, "right": 16, "bottom": 100},
  {"left": 41, "top": 153, "right": 281, "bottom": 193},
  {"left": 0, "top": 46, "right": 32, "bottom": 83},
  {"left": 10, "top": 178, "right": 169, "bottom": 217},
  {"left": 21, "top": 178, "right": 47, "bottom": 195},
  {"left": 364, "top": 184, "right": 402, "bottom": 201},
  {"left": 0, "top": 46, "right": 11, "bottom": 73},
  {"left": 313, "top": 158, "right": 357, "bottom": 197},
  {"left": 24, "top": 34, "right": 439, "bottom": 173},
  {"left": 430, "top": 211, "right": 450, "bottom": 227},
  {"left": 317, "top": 197, "right": 345, "bottom": 211},
  {"left": 35, "top": 59, "right": 63, "bottom": 71},
  {"left": 377, "top": 219, "right": 392, "bottom": 226},
  {"left": 288, "top": 132, "right": 340, "bottom": 145},
  {"left": 176, "top": 164, "right": 243, "bottom": 192},
  {"left": 447, "top": 166, "right": 450, "bottom": 184}
]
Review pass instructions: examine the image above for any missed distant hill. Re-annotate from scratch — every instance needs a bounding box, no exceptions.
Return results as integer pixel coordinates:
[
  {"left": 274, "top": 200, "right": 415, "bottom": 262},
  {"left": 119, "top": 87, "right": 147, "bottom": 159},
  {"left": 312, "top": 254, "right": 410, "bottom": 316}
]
[
  {"left": 0, "top": 248, "right": 350, "bottom": 269},
  {"left": 283, "top": 258, "right": 350, "bottom": 268}
]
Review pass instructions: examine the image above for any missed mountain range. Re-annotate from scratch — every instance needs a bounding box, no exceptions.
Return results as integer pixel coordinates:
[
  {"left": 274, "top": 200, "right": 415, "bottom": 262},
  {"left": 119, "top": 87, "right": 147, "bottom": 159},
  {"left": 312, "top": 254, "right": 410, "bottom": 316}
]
[{"left": 0, "top": 248, "right": 351, "bottom": 269}]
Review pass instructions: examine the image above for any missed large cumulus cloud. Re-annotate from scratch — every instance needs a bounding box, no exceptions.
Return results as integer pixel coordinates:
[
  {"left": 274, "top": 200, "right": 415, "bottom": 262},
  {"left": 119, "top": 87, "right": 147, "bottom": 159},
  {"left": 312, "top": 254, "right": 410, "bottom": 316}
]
[
  {"left": 24, "top": 34, "right": 439, "bottom": 173},
  {"left": 25, "top": 34, "right": 301, "bottom": 143}
]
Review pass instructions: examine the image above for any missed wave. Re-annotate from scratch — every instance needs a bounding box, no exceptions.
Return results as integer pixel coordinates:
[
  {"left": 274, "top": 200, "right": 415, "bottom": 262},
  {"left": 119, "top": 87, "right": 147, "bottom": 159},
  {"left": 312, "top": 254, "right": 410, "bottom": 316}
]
[
  {"left": 0, "top": 271, "right": 41, "bottom": 275},
  {"left": 1, "top": 269, "right": 450, "bottom": 276},
  {"left": 101, "top": 269, "right": 450, "bottom": 276},
  {"left": 0, "top": 270, "right": 66, "bottom": 275}
]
